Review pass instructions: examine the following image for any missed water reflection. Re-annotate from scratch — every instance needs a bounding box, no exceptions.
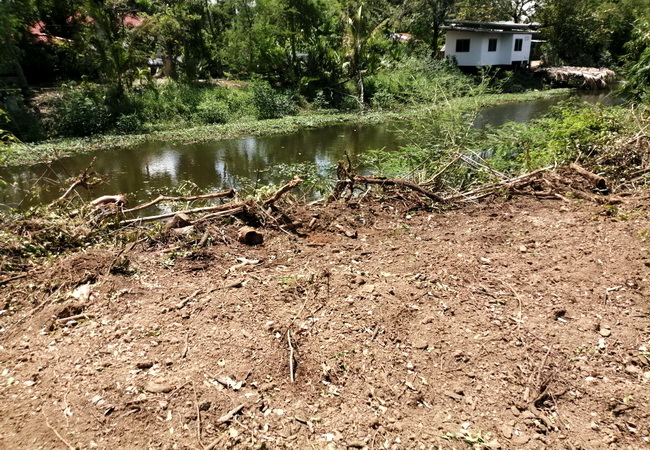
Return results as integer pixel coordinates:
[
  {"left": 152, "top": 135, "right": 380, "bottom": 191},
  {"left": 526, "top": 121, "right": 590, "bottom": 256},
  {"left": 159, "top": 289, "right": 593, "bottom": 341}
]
[
  {"left": 0, "top": 122, "right": 402, "bottom": 209},
  {"left": 0, "top": 92, "right": 624, "bottom": 210}
]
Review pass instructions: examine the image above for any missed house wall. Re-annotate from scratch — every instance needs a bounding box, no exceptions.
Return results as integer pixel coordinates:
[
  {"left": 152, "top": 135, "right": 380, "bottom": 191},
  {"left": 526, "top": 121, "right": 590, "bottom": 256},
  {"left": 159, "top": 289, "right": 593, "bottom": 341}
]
[{"left": 444, "top": 30, "right": 533, "bottom": 67}]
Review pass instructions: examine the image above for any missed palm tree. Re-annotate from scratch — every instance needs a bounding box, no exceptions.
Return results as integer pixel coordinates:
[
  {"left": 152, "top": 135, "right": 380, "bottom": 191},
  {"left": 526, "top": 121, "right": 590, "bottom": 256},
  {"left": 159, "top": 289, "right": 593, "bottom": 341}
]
[{"left": 342, "top": 5, "right": 388, "bottom": 105}]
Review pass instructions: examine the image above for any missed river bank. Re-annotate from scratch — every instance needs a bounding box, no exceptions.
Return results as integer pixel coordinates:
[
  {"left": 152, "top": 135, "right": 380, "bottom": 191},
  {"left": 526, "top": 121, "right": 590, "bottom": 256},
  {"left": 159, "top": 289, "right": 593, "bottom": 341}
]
[
  {"left": 2, "top": 90, "right": 570, "bottom": 167},
  {"left": 0, "top": 175, "right": 649, "bottom": 449}
]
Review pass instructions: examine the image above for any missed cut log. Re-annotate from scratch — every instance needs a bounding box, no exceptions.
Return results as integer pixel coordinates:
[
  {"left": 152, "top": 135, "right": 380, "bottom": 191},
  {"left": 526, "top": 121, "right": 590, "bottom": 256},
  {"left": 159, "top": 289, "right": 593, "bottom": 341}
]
[
  {"left": 569, "top": 164, "right": 608, "bottom": 192},
  {"left": 164, "top": 213, "right": 192, "bottom": 231},
  {"left": 237, "top": 226, "right": 264, "bottom": 245}
]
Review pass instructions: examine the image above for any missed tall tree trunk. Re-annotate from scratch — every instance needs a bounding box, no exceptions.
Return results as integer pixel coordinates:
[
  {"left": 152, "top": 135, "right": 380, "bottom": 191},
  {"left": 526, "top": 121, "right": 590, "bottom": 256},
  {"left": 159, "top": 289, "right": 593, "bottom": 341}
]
[{"left": 431, "top": 17, "right": 441, "bottom": 59}]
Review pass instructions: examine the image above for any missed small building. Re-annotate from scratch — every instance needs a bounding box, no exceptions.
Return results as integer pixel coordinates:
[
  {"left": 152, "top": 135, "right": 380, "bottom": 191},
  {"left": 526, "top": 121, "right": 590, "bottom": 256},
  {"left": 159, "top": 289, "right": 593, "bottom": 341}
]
[{"left": 442, "top": 21, "right": 540, "bottom": 69}]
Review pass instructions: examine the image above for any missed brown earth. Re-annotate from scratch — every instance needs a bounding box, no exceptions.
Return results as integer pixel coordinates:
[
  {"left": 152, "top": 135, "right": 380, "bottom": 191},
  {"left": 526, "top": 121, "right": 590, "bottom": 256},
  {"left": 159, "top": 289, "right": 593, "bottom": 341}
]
[{"left": 1, "top": 194, "right": 649, "bottom": 449}]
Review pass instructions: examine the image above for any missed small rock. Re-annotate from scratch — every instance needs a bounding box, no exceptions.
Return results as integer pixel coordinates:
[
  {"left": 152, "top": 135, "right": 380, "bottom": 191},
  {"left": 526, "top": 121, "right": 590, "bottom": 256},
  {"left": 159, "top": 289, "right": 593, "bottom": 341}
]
[
  {"left": 361, "top": 284, "right": 375, "bottom": 294},
  {"left": 258, "top": 382, "right": 275, "bottom": 392},
  {"left": 519, "top": 245, "right": 527, "bottom": 253},
  {"left": 599, "top": 327, "right": 612, "bottom": 338},
  {"left": 520, "top": 410, "right": 536, "bottom": 420},
  {"left": 510, "top": 406, "right": 521, "bottom": 417},
  {"left": 144, "top": 381, "right": 174, "bottom": 393},
  {"left": 625, "top": 365, "right": 642, "bottom": 376},
  {"left": 511, "top": 433, "right": 530, "bottom": 445},
  {"left": 347, "top": 440, "right": 365, "bottom": 448},
  {"left": 500, "top": 424, "right": 513, "bottom": 439},
  {"left": 412, "top": 339, "right": 429, "bottom": 350},
  {"left": 136, "top": 361, "right": 154, "bottom": 370}
]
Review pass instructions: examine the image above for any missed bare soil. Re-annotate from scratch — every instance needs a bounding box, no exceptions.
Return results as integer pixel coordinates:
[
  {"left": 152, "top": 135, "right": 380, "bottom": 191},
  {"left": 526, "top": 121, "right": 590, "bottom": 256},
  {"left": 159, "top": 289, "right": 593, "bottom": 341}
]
[{"left": 1, "top": 195, "right": 649, "bottom": 449}]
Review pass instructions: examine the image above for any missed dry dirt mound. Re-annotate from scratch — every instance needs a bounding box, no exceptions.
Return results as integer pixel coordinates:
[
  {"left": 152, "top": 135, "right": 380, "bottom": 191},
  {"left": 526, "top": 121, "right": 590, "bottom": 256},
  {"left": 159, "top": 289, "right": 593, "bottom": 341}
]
[{"left": 1, "top": 195, "right": 649, "bottom": 449}]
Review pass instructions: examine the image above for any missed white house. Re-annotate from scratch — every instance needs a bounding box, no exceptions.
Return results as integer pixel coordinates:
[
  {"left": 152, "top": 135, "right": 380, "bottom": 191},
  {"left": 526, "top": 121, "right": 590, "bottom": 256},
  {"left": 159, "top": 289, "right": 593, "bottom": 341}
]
[{"left": 442, "top": 21, "right": 539, "bottom": 69}]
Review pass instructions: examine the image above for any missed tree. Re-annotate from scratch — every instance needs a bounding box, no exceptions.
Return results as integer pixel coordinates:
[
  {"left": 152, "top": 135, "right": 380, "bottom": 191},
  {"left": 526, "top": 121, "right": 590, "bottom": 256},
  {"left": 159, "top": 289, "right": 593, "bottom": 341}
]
[
  {"left": 83, "top": 0, "right": 147, "bottom": 92},
  {"left": 342, "top": 4, "right": 389, "bottom": 104},
  {"left": 399, "top": 0, "right": 456, "bottom": 56},
  {"left": 537, "top": 0, "right": 609, "bottom": 66},
  {"left": 622, "top": 20, "right": 650, "bottom": 102},
  {"left": 456, "top": 0, "right": 539, "bottom": 23},
  {"left": 0, "top": 0, "right": 35, "bottom": 88}
]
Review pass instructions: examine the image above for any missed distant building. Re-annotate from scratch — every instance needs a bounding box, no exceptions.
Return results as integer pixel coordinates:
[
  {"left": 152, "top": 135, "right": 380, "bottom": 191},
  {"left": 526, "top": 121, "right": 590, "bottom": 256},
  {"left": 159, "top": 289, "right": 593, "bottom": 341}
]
[{"left": 442, "top": 21, "right": 540, "bottom": 69}]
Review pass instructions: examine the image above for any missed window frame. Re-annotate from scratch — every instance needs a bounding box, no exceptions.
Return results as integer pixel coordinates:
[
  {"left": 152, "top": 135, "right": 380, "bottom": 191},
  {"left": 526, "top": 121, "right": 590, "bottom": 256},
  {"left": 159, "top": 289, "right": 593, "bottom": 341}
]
[
  {"left": 488, "top": 38, "right": 498, "bottom": 52},
  {"left": 514, "top": 38, "right": 523, "bottom": 52},
  {"left": 455, "top": 39, "right": 471, "bottom": 53}
]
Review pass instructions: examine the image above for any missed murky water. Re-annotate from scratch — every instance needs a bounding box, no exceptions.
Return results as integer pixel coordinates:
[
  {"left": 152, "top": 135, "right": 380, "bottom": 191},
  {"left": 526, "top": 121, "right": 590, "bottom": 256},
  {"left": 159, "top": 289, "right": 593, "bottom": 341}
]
[{"left": 0, "top": 91, "right": 624, "bottom": 210}]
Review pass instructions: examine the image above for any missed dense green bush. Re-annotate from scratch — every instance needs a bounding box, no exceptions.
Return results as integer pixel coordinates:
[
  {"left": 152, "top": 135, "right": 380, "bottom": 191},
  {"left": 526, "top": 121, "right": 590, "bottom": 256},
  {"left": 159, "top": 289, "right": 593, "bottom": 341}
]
[
  {"left": 487, "top": 101, "right": 628, "bottom": 173},
  {"left": 49, "top": 83, "right": 111, "bottom": 137},
  {"left": 250, "top": 79, "right": 296, "bottom": 120},
  {"left": 113, "top": 113, "right": 143, "bottom": 134},
  {"left": 195, "top": 98, "right": 230, "bottom": 124}
]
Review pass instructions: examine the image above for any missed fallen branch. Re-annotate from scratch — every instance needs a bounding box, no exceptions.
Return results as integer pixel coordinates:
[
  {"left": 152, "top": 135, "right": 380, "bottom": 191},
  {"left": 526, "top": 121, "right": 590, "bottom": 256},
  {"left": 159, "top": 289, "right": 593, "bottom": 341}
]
[
  {"left": 119, "top": 203, "right": 246, "bottom": 226},
  {"left": 444, "top": 165, "right": 553, "bottom": 203},
  {"left": 54, "top": 157, "right": 99, "bottom": 204},
  {"left": 0, "top": 272, "right": 31, "bottom": 286},
  {"left": 90, "top": 194, "right": 127, "bottom": 208},
  {"left": 263, "top": 176, "right": 304, "bottom": 207},
  {"left": 351, "top": 175, "right": 445, "bottom": 202},
  {"left": 122, "top": 189, "right": 235, "bottom": 214}
]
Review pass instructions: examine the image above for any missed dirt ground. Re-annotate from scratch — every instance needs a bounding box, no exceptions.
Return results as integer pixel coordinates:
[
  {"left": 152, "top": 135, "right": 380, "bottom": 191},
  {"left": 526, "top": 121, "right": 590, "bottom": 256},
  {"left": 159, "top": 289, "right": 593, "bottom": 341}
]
[{"left": 1, "top": 193, "right": 649, "bottom": 449}]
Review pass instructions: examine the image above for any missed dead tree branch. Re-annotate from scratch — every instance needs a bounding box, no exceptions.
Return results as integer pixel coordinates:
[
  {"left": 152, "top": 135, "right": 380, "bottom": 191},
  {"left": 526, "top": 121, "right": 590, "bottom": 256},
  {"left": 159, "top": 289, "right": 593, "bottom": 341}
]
[{"left": 122, "top": 189, "right": 236, "bottom": 214}]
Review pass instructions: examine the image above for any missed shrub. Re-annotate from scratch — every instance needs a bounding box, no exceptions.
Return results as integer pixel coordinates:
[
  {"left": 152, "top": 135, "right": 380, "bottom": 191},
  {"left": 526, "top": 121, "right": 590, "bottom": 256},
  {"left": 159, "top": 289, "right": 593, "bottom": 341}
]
[
  {"left": 366, "top": 57, "right": 476, "bottom": 107},
  {"left": 114, "top": 113, "right": 143, "bottom": 134},
  {"left": 49, "top": 83, "right": 111, "bottom": 137},
  {"left": 250, "top": 79, "right": 296, "bottom": 120},
  {"left": 195, "top": 99, "right": 229, "bottom": 124}
]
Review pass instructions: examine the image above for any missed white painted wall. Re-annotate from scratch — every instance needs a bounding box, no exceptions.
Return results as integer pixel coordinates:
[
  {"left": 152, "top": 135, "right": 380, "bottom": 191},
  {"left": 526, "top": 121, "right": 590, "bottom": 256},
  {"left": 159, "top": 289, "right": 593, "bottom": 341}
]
[{"left": 444, "top": 30, "right": 533, "bottom": 66}]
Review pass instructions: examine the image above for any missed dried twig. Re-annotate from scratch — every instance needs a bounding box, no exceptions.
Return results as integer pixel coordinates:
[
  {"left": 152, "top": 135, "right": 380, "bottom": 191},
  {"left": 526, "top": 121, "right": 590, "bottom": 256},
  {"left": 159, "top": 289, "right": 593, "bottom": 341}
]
[
  {"left": 55, "top": 313, "right": 96, "bottom": 324},
  {"left": 192, "top": 382, "right": 205, "bottom": 450},
  {"left": 54, "top": 157, "right": 99, "bottom": 204},
  {"left": 217, "top": 404, "right": 244, "bottom": 424},
  {"left": 42, "top": 411, "right": 75, "bottom": 450},
  {"left": 0, "top": 272, "right": 32, "bottom": 286},
  {"left": 181, "top": 331, "right": 190, "bottom": 359},
  {"left": 288, "top": 329, "right": 296, "bottom": 383}
]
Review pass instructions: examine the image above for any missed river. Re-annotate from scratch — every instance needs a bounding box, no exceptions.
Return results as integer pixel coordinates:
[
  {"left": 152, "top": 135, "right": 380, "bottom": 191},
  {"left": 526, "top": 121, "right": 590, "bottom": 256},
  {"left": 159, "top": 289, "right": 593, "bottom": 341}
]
[{"left": 0, "top": 91, "right": 621, "bottom": 210}]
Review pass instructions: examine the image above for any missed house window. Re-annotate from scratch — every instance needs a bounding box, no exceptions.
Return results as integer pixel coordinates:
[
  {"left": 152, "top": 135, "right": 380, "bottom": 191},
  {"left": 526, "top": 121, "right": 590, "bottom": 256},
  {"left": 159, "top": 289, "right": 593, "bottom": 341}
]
[
  {"left": 456, "top": 39, "right": 470, "bottom": 53},
  {"left": 514, "top": 38, "right": 523, "bottom": 52},
  {"left": 488, "top": 39, "right": 497, "bottom": 52}
]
